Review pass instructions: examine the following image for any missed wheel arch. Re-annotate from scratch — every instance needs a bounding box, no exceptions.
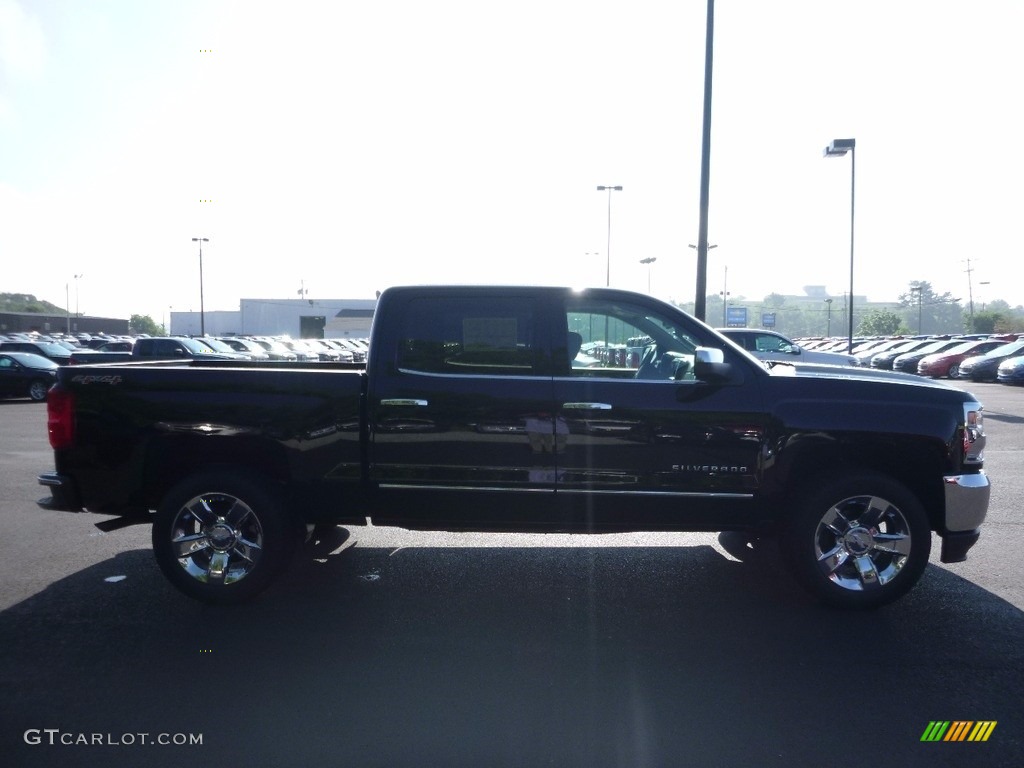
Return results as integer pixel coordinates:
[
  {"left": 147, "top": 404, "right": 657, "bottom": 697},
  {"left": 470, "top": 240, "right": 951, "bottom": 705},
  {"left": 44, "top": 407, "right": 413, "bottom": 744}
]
[
  {"left": 769, "top": 431, "right": 947, "bottom": 531},
  {"left": 141, "top": 436, "right": 292, "bottom": 515}
]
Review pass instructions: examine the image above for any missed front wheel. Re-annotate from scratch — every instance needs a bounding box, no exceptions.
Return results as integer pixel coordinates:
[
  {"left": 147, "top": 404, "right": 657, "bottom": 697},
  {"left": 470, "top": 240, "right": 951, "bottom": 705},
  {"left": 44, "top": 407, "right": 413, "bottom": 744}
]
[
  {"left": 152, "top": 472, "right": 294, "bottom": 603},
  {"left": 781, "top": 471, "right": 931, "bottom": 609}
]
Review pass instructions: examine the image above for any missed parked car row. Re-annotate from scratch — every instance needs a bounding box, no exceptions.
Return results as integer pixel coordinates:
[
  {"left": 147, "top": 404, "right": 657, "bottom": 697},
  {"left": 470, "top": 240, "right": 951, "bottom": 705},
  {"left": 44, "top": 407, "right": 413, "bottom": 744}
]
[
  {"left": 63, "top": 335, "right": 372, "bottom": 366},
  {"left": 795, "top": 332, "right": 1024, "bottom": 385},
  {"left": 218, "top": 336, "right": 369, "bottom": 363}
]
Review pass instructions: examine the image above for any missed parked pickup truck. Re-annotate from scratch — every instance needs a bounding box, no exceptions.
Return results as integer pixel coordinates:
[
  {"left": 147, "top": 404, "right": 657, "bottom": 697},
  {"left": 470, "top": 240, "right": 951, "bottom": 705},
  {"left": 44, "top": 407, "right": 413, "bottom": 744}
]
[
  {"left": 38, "top": 285, "right": 990, "bottom": 608},
  {"left": 68, "top": 336, "right": 246, "bottom": 365}
]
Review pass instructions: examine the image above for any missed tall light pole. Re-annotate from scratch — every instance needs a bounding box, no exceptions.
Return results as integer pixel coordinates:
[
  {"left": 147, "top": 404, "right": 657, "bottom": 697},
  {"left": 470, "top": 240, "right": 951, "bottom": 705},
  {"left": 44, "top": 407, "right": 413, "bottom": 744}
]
[
  {"left": 596, "top": 185, "right": 623, "bottom": 286},
  {"left": 693, "top": 0, "right": 716, "bottom": 322},
  {"left": 823, "top": 137, "right": 856, "bottom": 352},
  {"left": 192, "top": 237, "right": 209, "bottom": 335},
  {"left": 639, "top": 257, "right": 657, "bottom": 293},
  {"left": 825, "top": 298, "right": 833, "bottom": 336}
]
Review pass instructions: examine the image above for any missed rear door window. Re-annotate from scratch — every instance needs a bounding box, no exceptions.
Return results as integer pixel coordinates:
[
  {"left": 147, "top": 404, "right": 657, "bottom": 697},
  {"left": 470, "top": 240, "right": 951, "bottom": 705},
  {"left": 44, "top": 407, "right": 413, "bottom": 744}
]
[{"left": 397, "top": 297, "right": 540, "bottom": 376}]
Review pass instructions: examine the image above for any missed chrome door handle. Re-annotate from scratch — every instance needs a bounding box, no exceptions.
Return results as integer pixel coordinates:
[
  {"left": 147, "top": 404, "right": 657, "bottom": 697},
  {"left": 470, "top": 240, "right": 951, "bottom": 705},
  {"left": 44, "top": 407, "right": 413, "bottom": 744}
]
[
  {"left": 561, "top": 402, "right": 613, "bottom": 410},
  {"left": 380, "top": 398, "right": 429, "bottom": 407}
]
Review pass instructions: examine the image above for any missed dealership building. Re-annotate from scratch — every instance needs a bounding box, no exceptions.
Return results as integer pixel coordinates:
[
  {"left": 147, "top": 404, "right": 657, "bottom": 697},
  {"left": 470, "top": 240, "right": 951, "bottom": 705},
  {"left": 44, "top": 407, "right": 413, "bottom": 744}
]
[{"left": 168, "top": 297, "right": 378, "bottom": 339}]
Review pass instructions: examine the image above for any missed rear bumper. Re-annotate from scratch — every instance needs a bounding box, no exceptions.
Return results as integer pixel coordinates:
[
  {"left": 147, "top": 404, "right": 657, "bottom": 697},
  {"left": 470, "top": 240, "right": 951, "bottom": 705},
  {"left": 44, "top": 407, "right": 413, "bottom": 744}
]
[
  {"left": 37, "top": 471, "right": 83, "bottom": 512},
  {"left": 939, "top": 471, "right": 990, "bottom": 563}
]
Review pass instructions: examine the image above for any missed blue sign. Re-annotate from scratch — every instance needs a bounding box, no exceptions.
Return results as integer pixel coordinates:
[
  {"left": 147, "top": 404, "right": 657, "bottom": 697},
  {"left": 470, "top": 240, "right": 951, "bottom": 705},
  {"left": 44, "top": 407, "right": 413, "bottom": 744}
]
[
  {"left": 762, "top": 312, "right": 776, "bottom": 328},
  {"left": 726, "top": 307, "right": 747, "bottom": 327}
]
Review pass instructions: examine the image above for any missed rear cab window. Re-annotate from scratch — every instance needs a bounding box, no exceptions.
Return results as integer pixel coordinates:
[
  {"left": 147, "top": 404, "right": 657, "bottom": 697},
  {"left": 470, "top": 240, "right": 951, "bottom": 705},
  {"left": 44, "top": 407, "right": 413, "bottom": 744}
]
[{"left": 396, "top": 296, "right": 542, "bottom": 377}]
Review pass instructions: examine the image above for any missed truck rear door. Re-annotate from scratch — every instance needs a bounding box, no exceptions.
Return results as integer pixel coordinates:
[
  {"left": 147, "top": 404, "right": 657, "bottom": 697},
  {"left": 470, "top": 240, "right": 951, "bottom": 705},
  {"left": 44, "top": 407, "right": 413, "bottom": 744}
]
[{"left": 368, "top": 289, "right": 558, "bottom": 527}]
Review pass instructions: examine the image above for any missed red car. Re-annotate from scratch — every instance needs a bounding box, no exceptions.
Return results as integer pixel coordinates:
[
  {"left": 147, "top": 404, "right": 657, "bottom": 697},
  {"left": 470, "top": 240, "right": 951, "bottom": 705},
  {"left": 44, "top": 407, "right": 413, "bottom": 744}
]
[{"left": 917, "top": 338, "right": 1011, "bottom": 378}]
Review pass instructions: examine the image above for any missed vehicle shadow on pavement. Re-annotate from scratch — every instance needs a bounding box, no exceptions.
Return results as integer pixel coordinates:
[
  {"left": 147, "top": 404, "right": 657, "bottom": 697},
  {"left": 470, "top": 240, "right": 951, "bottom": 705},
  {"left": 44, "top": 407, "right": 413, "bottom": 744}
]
[{"left": 1, "top": 533, "right": 1022, "bottom": 768}]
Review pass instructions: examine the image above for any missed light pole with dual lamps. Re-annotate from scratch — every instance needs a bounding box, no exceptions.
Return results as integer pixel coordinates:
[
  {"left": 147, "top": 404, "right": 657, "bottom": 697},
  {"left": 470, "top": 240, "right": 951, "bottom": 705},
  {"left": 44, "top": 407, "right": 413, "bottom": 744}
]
[
  {"left": 192, "top": 237, "right": 209, "bottom": 336},
  {"left": 596, "top": 185, "right": 623, "bottom": 286},
  {"left": 823, "top": 137, "right": 856, "bottom": 352}
]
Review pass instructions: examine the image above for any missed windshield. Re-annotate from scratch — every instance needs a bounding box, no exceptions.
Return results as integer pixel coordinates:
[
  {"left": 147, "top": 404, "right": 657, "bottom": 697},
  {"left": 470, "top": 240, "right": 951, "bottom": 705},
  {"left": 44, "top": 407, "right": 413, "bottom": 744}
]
[{"left": 196, "top": 338, "right": 236, "bottom": 353}]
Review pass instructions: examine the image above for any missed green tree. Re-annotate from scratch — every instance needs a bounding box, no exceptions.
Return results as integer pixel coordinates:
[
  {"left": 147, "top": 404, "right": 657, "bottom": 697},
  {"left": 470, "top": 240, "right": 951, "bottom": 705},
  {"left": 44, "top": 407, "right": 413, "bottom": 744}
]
[
  {"left": 858, "top": 308, "right": 906, "bottom": 336},
  {"left": 129, "top": 314, "right": 162, "bottom": 335},
  {"left": 969, "top": 312, "right": 1000, "bottom": 334},
  {"left": 899, "top": 281, "right": 964, "bottom": 334},
  {"left": 0, "top": 293, "right": 64, "bottom": 314}
]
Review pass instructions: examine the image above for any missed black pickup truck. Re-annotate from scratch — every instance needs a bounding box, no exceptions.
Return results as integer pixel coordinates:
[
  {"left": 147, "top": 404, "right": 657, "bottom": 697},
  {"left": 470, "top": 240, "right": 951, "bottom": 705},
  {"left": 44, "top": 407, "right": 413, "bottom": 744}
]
[
  {"left": 68, "top": 336, "right": 245, "bottom": 365},
  {"left": 38, "top": 285, "right": 990, "bottom": 608}
]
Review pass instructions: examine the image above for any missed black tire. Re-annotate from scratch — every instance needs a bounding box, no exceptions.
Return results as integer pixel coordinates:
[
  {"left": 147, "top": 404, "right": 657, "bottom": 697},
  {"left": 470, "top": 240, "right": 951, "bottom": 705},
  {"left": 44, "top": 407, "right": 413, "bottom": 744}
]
[
  {"left": 28, "top": 379, "right": 50, "bottom": 402},
  {"left": 781, "top": 471, "right": 931, "bottom": 609},
  {"left": 947, "top": 362, "right": 960, "bottom": 379},
  {"left": 152, "top": 472, "right": 294, "bottom": 604}
]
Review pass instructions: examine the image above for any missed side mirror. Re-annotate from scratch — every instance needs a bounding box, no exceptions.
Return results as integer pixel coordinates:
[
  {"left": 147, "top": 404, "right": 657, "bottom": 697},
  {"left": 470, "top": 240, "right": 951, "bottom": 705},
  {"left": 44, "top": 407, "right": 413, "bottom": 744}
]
[{"left": 693, "top": 347, "right": 733, "bottom": 382}]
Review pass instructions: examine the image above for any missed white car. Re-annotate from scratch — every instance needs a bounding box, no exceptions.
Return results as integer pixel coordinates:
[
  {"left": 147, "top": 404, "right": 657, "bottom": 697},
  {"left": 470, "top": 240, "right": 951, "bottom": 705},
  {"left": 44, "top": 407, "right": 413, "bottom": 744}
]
[{"left": 717, "top": 328, "right": 857, "bottom": 366}]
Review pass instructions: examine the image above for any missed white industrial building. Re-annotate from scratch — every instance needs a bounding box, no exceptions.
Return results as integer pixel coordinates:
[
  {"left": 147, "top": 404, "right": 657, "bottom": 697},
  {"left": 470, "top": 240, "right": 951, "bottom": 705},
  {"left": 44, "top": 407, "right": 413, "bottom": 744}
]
[{"left": 168, "top": 298, "right": 377, "bottom": 339}]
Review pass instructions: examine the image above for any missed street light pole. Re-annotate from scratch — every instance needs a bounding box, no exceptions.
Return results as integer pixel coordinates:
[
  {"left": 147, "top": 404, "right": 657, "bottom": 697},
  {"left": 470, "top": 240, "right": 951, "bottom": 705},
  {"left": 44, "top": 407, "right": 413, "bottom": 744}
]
[
  {"left": 720, "top": 265, "right": 729, "bottom": 326},
  {"left": 639, "top": 257, "right": 657, "bottom": 293},
  {"left": 910, "top": 285, "right": 923, "bottom": 334},
  {"left": 192, "top": 237, "right": 209, "bottom": 336},
  {"left": 825, "top": 298, "right": 833, "bottom": 336},
  {"left": 596, "top": 186, "right": 623, "bottom": 286},
  {"left": 74, "top": 274, "right": 83, "bottom": 318},
  {"left": 824, "top": 137, "right": 856, "bottom": 352},
  {"left": 964, "top": 257, "right": 979, "bottom": 329}
]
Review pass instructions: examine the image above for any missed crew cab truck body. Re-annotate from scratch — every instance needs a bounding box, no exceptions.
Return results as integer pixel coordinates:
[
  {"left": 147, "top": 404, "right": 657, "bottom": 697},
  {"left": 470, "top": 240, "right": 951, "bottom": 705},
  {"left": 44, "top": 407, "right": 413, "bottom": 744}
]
[{"left": 39, "top": 286, "right": 991, "bottom": 608}]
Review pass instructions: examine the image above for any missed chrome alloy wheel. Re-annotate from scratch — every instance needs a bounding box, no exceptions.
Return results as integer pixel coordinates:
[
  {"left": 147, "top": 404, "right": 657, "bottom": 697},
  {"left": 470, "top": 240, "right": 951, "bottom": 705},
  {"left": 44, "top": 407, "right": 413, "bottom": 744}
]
[
  {"left": 170, "top": 492, "right": 265, "bottom": 585},
  {"left": 813, "top": 495, "right": 913, "bottom": 591}
]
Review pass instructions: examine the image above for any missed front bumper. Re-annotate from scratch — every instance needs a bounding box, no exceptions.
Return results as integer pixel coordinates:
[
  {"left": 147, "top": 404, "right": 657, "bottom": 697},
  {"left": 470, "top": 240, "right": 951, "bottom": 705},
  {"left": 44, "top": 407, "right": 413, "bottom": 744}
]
[{"left": 939, "top": 471, "right": 990, "bottom": 563}]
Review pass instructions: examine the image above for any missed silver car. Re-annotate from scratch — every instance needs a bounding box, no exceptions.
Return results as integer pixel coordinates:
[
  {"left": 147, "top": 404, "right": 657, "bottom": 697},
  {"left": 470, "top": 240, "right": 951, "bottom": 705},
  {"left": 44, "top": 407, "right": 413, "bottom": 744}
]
[{"left": 717, "top": 328, "right": 858, "bottom": 366}]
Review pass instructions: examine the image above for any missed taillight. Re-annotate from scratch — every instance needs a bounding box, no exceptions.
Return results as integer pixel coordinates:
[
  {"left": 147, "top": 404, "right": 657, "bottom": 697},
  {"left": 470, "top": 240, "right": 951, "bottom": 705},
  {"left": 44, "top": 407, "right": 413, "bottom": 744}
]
[{"left": 47, "top": 386, "right": 75, "bottom": 450}]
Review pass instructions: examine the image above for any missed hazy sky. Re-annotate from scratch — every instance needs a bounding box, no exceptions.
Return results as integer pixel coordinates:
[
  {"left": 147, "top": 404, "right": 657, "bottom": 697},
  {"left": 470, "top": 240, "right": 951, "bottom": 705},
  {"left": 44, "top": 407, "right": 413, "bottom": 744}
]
[{"left": 2, "top": 0, "right": 1022, "bottom": 325}]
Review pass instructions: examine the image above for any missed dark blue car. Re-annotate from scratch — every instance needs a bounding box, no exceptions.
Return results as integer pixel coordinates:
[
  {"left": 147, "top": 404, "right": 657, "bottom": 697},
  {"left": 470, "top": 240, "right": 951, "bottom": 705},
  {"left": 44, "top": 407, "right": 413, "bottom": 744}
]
[
  {"left": 959, "top": 339, "right": 1024, "bottom": 381},
  {"left": 996, "top": 355, "right": 1024, "bottom": 385}
]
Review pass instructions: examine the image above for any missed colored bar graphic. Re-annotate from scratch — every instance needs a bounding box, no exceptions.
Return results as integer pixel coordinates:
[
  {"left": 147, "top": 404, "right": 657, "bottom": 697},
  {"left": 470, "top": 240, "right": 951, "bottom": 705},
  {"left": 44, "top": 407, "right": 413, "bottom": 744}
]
[
  {"left": 968, "top": 722, "right": 997, "bottom": 742},
  {"left": 921, "top": 721, "right": 996, "bottom": 742}
]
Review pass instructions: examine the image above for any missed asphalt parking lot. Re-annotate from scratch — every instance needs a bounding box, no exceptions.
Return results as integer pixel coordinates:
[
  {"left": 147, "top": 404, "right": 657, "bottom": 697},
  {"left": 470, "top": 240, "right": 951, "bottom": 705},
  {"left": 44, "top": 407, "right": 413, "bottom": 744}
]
[{"left": 1, "top": 381, "right": 1022, "bottom": 767}]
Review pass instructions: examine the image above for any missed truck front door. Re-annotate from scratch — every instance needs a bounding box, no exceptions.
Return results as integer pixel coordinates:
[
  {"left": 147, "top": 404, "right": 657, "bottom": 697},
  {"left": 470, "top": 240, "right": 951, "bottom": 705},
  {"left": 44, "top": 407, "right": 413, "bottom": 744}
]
[{"left": 553, "top": 293, "right": 767, "bottom": 530}]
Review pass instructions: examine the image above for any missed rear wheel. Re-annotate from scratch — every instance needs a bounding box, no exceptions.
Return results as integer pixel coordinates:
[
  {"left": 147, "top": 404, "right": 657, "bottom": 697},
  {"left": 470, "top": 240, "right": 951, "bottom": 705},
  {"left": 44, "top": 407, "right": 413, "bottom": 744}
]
[
  {"left": 781, "top": 471, "right": 931, "bottom": 609},
  {"left": 28, "top": 379, "right": 50, "bottom": 402},
  {"left": 152, "top": 472, "right": 294, "bottom": 603}
]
